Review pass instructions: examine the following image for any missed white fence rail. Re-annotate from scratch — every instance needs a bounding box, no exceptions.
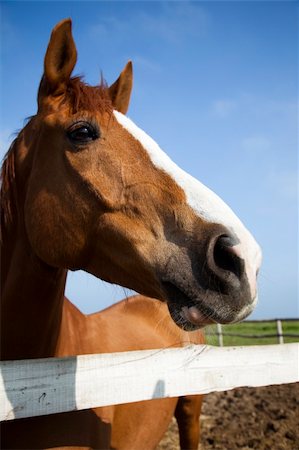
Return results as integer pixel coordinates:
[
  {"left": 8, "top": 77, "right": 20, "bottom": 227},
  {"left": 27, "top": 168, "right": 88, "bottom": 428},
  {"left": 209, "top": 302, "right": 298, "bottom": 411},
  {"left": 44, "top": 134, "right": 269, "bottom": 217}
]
[
  {"left": 207, "top": 319, "right": 299, "bottom": 346},
  {"left": 1, "top": 343, "right": 298, "bottom": 422}
]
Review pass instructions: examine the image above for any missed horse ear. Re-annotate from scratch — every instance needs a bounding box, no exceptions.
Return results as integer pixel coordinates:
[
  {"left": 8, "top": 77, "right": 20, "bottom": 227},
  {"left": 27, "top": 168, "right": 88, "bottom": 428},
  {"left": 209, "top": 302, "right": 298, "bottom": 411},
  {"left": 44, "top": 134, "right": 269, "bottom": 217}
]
[
  {"left": 109, "top": 61, "right": 133, "bottom": 114},
  {"left": 39, "top": 19, "right": 77, "bottom": 101}
]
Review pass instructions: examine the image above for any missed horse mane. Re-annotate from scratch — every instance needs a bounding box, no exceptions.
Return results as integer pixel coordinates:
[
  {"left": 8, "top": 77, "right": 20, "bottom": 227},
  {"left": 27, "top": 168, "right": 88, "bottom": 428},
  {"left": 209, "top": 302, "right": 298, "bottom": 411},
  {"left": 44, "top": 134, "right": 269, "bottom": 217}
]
[{"left": 0, "top": 138, "right": 18, "bottom": 241}]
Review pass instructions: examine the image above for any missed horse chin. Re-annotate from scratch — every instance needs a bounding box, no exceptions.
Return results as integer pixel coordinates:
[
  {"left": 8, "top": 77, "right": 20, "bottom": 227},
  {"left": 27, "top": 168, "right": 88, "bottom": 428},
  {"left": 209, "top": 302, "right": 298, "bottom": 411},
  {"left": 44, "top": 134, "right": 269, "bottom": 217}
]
[
  {"left": 162, "top": 279, "right": 255, "bottom": 331},
  {"left": 162, "top": 281, "right": 215, "bottom": 331},
  {"left": 167, "top": 302, "right": 212, "bottom": 331}
]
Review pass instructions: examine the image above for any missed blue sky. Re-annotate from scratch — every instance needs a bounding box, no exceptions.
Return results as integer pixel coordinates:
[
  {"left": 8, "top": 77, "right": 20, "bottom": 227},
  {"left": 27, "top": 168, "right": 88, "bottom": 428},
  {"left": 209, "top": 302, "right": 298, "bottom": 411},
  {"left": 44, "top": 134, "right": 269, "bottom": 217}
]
[{"left": 1, "top": 1, "right": 298, "bottom": 319}]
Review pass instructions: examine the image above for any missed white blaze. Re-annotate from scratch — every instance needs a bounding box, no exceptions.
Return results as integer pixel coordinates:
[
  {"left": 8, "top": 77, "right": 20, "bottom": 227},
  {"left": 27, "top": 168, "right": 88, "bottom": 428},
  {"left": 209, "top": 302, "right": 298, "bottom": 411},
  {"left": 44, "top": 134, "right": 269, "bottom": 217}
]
[{"left": 114, "top": 110, "right": 262, "bottom": 299}]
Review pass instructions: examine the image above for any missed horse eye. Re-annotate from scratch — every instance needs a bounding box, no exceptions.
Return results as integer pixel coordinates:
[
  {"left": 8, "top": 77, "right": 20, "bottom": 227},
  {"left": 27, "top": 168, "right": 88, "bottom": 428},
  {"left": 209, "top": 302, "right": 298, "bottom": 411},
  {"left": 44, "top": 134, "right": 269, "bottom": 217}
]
[{"left": 68, "top": 123, "right": 99, "bottom": 143}]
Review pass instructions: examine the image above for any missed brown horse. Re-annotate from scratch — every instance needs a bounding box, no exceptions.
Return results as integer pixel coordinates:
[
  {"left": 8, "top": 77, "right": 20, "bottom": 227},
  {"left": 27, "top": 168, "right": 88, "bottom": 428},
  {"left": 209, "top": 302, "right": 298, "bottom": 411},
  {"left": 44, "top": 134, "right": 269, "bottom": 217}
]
[
  {"left": 58, "top": 296, "right": 204, "bottom": 450},
  {"left": 3, "top": 296, "right": 204, "bottom": 449},
  {"left": 1, "top": 17, "right": 261, "bottom": 448}
]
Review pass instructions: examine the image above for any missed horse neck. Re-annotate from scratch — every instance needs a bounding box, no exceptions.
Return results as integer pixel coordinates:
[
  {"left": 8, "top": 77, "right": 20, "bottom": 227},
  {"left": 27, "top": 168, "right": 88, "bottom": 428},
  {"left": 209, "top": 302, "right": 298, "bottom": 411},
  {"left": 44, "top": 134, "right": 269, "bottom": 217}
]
[
  {"left": 1, "top": 130, "right": 67, "bottom": 361},
  {"left": 55, "top": 299, "right": 88, "bottom": 356}
]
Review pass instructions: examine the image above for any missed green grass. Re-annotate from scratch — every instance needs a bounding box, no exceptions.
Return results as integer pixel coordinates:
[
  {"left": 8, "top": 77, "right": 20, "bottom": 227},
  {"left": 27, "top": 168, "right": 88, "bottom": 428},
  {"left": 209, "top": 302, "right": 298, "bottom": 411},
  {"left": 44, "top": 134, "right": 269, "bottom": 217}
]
[{"left": 204, "top": 320, "right": 299, "bottom": 346}]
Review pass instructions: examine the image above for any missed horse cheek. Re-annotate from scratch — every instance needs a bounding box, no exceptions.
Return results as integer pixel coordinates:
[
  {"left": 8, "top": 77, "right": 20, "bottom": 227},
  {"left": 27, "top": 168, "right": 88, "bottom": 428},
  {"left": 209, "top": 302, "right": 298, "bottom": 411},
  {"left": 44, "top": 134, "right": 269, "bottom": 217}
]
[{"left": 24, "top": 189, "right": 87, "bottom": 269}]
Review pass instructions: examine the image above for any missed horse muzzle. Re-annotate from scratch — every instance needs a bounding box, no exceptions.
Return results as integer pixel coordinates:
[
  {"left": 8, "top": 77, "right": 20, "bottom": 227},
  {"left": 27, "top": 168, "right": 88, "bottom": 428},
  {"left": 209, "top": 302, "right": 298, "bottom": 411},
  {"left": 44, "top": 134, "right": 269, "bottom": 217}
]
[{"left": 159, "top": 229, "right": 260, "bottom": 331}]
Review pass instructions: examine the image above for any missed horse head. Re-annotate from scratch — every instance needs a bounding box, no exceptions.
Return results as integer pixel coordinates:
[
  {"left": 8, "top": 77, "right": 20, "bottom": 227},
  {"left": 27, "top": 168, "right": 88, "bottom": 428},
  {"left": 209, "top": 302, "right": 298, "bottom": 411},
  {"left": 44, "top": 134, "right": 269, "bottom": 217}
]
[{"left": 19, "top": 19, "right": 261, "bottom": 330}]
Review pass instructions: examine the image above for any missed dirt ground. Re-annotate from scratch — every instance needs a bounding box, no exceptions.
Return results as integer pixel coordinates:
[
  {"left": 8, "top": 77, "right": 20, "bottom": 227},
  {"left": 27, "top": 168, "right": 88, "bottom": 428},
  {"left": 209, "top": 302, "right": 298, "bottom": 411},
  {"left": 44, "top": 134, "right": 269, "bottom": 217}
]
[{"left": 158, "top": 383, "right": 299, "bottom": 450}]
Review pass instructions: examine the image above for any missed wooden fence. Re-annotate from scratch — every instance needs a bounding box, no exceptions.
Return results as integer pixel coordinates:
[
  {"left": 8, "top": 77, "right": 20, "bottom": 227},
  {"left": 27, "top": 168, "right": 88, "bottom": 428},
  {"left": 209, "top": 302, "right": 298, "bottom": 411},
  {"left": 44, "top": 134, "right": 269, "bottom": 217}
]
[
  {"left": 1, "top": 343, "right": 298, "bottom": 422},
  {"left": 207, "top": 319, "right": 299, "bottom": 346}
]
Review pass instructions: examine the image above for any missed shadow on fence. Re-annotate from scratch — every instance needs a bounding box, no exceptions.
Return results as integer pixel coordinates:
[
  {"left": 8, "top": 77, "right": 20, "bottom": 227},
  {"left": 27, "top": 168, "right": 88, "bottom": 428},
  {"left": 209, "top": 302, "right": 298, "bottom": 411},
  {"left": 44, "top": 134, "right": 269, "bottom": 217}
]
[{"left": 0, "top": 355, "right": 112, "bottom": 448}]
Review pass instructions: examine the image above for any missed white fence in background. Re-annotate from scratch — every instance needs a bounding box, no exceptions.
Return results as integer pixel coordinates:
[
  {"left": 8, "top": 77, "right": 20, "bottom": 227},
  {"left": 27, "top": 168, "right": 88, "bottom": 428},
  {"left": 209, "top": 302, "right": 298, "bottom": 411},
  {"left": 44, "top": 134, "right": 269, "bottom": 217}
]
[
  {"left": 208, "top": 319, "right": 299, "bottom": 346},
  {"left": 1, "top": 343, "right": 298, "bottom": 422}
]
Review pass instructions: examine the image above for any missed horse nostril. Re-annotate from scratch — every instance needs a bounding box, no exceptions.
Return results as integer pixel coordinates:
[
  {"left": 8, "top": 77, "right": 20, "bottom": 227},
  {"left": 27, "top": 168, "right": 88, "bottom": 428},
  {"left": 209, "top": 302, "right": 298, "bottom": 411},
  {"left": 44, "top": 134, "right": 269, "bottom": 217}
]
[{"left": 213, "top": 234, "right": 244, "bottom": 279}]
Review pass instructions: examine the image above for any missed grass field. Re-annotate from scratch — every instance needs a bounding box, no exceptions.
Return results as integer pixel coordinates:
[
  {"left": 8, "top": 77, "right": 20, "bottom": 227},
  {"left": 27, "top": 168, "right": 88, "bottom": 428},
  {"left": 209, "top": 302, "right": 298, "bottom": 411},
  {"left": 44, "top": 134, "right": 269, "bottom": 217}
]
[{"left": 204, "top": 320, "right": 299, "bottom": 346}]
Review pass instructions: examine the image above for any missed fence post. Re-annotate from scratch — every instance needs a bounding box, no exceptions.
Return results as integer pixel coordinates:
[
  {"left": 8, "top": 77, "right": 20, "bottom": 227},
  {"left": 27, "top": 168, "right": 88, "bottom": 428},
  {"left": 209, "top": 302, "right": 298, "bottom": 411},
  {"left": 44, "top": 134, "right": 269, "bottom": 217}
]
[
  {"left": 217, "top": 323, "right": 223, "bottom": 346},
  {"left": 276, "top": 320, "right": 284, "bottom": 344}
]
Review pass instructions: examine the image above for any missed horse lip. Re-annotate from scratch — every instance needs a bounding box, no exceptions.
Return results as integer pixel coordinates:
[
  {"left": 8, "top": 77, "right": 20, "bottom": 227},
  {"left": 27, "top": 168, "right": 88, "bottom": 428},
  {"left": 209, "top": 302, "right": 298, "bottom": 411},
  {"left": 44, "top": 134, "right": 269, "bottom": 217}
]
[
  {"left": 161, "top": 280, "right": 197, "bottom": 308},
  {"left": 161, "top": 280, "right": 215, "bottom": 330},
  {"left": 180, "top": 306, "right": 214, "bottom": 327}
]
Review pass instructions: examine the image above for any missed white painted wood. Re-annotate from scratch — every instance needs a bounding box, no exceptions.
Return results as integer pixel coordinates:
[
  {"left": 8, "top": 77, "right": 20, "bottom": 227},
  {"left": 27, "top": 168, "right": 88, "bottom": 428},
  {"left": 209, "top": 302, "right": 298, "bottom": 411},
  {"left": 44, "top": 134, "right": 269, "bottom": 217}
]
[
  {"left": 276, "top": 320, "right": 284, "bottom": 344},
  {"left": 1, "top": 343, "right": 298, "bottom": 422},
  {"left": 216, "top": 323, "right": 223, "bottom": 347}
]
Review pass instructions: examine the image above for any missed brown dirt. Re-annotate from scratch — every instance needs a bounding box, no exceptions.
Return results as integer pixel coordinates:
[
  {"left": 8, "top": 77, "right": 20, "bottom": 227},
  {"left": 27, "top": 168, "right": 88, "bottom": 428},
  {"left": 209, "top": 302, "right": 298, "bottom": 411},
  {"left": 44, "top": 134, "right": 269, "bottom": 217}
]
[{"left": 158, "top": 383, "right": 299, "bottom": 450}]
